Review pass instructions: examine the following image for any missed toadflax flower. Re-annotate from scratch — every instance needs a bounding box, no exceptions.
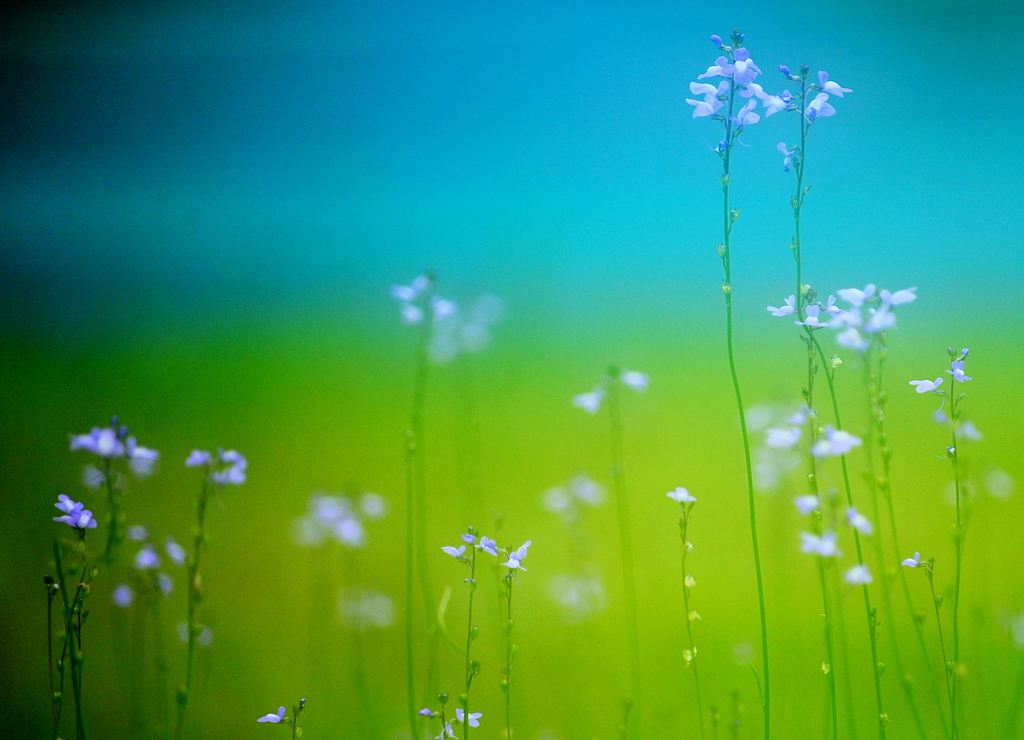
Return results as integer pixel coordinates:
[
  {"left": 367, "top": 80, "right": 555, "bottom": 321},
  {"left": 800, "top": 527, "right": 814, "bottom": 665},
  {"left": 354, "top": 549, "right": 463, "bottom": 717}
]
[
  {"left": 257, "top": 707, "right": 286, "bottom": 724},
  {"left": 730, "top": 97, "right": 761, "bottom": 127},
  {"left": 812, "top": 427, "right": 863, "bottom": 457},
  {"left": 767, "top": 295, "right": 797, "bottom": 316},
  {"left": 846, "top": 507, "right": 873, "bottom": 536},
  {"left": 503, "top": 541, "right": 532, "bottom": 571},
  {"left": 817, "top": 71, "right": 852, "bottom": 97},
  {"left": 212, "top": 450, "right": 247, "bottom": 485},
  {"left": 801, "top": 532, "right": 840, "bottom": 557},
  {"left": 909, "top": 377, "right": 944, "bottom": 394},
  {"left": 947, "top": 360, "right": 972, "bottom": 382},
  {"left": 478, "top": 536, "right": 499, "bottom": 556},
  {"left": 166, "top": 537, "right": 187, "bottom": 566},
  {"left": 795, "top": 305, "right": 829, "bottom": 328},
  {"left": 112, "top": 584, "right": 134, "bottom": 608},
  {"left": 53, "top": 495, "right": 98, "bottom": 529},
  {"left": 441, "top": 544, "right": 467, "bottom": 559},
  {"left": 844, "top": 564, "right": 873, "bottom": 585},
  {"left": 687, "top": 81, "right": 728, "bottom": 118},
  {"left": 667, "top": 487, "right": 696, "bottom": 503},
  {"left": 794, "top": 495, "right": 819, "bottom": 515},
  {"left": 805, "top": 93, "right": 836, "bottom": 121},
  {"left": 455, "top": 709, "right": 482, "bottom": 728},
  {"left": 777, "top": 143, "right": 797, "bottom": 172},
  {"left": 901, "top": 552, "right": 921, "bottom": 568}
]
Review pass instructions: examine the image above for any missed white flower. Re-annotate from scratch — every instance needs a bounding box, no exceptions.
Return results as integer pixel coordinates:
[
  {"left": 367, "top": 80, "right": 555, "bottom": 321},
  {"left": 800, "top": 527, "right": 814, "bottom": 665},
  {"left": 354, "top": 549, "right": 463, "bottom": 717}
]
[
  {"left": 800, "top": 532, "right": 841, "bottom": 557},
  {"left": 767, "top": 295, "right": 797, "bottom": 317},
  {"left": 572, "top": 387, "right": 605, "bottom": 414},
  {"left": 503, "top": 541, "right": 532, "bottom": 571},
  {"left": 795, "top": 305, "right": 829, "bottom": 328},
  {"left": 909, "top": 377, "right": 944, "bottom": 394},
  {"left": 794, "top": 495, "right": 819, "bottom": 515},
  {"left": 667, "top": 487, "right": 696, "bottom": 503},
  {"left": 359, "top": 492, "right": 388, "bottom": 521},
  {"left": 570, "top": 474, "right": 606, "bottom": 506},
  {"left": 333, "top": 515, "right": 366, "bottom": 548},
  {"left": 846, "top": 508, "right": 873, "bottom": 536},
  {"left": 836, "top": 327, "right": 869, "bottom": 352},
  {"left": 880, "top": 287, "right": 917, "bottom": 306},
  {"left": 901, "top": 552, "right": 921, "bottom": 568},
  {"left": 621, "top": 370, "right": 649, "bottom": 392},
  {"left": 455, "top": 709, "right": 482, "bottom": 728},
  {"left": 844, "top": 565, "right": 873, "bottom": 585},
  {"left": 442, "top": 545, "right": 467, "bottom": 559},
  {"left": 812, "top": 427, "right": 863, "bottom": 457},
  {"left": 765, "top": 427, "right": 801, "bottom": 449},
  {"left": 836, "top": 285, "right": 876, "bottom": 307},
  {"left": 543, "top": 486, "right": 573, "bottom": 517},
  {"left": 863, "top": 307, "right": 897, "bottom": 333}
]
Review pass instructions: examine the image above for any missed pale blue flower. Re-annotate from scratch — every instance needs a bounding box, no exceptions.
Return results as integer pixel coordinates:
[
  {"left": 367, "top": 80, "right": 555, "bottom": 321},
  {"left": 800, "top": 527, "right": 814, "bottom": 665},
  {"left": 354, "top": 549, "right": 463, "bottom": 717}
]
[
  {"left": 70, "top": 427, "right": 124, "bottom": 458},
  {"left": 503, "top": 541, "right": 532, "bottom": 571},
  {"left": 765, "top": 427, "right": 801, "bottom": 449},
  {"left": 836, "top": 327, "right": 869, "bottom": 352},
  {"left": 864, "top": 307, "right": 897, "bottom": 333},
  {"left": 126, "top": 437, "right": 159, "bottom": 478},
  {"left": 794, "top": 495, "right": 819, "bottom": 515},
  {"left": 478, "top": 536, "right": 499, "bottom": 556},
  {"left": 456, "top": 709, "right": 482, "bottom": 728},
  {"left": 801, "top": 532, "right": 840, "bottom": 557},
  {"left": 53, "top": 496, "right": 98, "bottom": 529},
  {"left": 730, "top": 98, "right": 760, "bottom": 127},
  {"left": 880, "top": 287, "right": 917, "bottom": 306},
  {"left": 901, "top": 552, "right": 921, "bottom": 568},
  {"left": 909, "top": 377, "right": 944, "bottom": 394},
  {"left": 572, "top": 387, "right": 604, "bottom": 414},
  {"left": 621, "top": 370, "right": 649, "bottom": 392},
  {"left": 257, "top": 707, "right": 286, "bottom": 724},
  {"left": 418, "top": 708, "right": 435, "bottom": 717},
  {"left": 112, "top": 584, "right": 134, "bottom": 608},
  {"left": 185, "top": 450, "right": 211, "bottom": 467},
  {"left": 805, "top": 93, "right": 836, "bottom": 121},
  {"left": 166, "top": 537, "right": 187, "bottom": 566},
  {"left": 134, "top": 546, "right": 160, "bottom": 570},
  {"left": 767, "top": 295, "right": 796, "bottom": 316},
  {"left": 211, "top": 449, "right": 247, "bottom": 486},
  {"left": 817, "top": 71, "right": 852, "bottom": 97},
  {"left": 844, "top": 564, "right": 873, "bottom": 585},
  {"left": 836, "top": 285, "right": 876, "bottom": 307},
  {"left": 461, "top": 533, "right": 477, "bottom": 544},
  {"left": 667, "top": 487, "right": 696, "bottom": 503},
  {"left": 442, "top": 545, "right": 467, "bottom": 559},
  {"left": 158, "top": 573, "right": 173, "bottom": 596},
  {"left": 795, "top": 305, "right": 829, "bottom": 328},
  {"left": 777, "top": 143, "right": 796, "bottom": 172},
  {"left": 948, "top": 361, "right": 972, "bottom": 382},
  {"left": 127, "top": 525, "right": 150, "bottom": 542}
]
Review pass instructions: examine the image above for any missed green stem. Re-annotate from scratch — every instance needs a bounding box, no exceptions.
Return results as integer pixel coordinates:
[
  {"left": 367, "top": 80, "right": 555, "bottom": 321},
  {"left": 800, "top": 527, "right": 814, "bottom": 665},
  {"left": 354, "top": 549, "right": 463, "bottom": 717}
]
[
  {"left": 175, "top": 476, "right": 211, "bottom": 740},
  {"left": 1003, "top": 651, "right": 1024, "bottom": 740},
  {"left": 102, "top": 457, "right": 122, "bottom": 564},
  {"left": 46, "top": 578, "right": 59, "bottom": 738},
  {"left": 463, "top": 548, "right": 478, "bottom": 740},
  {"left": 54, "top": 540, "right": 89, "bottom": 740},
  {"left": 404, "top": 430, "right": 418, "bottom": 740},
  {"left": 928, "top": 568, "right": 958, "bottom": 739},
  {"left": 718, "top": 83, "right": 770, "bottom": 740},
  {"left": 948, "top": 395, "right": 964, "bottom": 739},
  {"left": 607, "top": 378, "right": 642, "bottom": 738},
  {"left": 678, "top": 504, "right": 706, "bottom": 740},
  {"left": 503, "top": 574, "right": 515, "bottom": 740}
]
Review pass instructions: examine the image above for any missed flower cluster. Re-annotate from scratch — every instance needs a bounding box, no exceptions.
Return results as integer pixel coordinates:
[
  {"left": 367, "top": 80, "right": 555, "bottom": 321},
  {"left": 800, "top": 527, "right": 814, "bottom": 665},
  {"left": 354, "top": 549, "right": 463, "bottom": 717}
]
[
  {"left": 910, "top": 348, "right": 973, "bottom": 395},
  {"left": 442, "top": 533, "right": 530, "bottom": 572},
  {"left": 291, "top": 490, "right": 387, "bottom": 548},
  {"left": 71, "top": 418, "right": 159, "bottom": 480},
  {"left": 572, "top": 368, "right": 648, "bottom": 414},
  {"left": 186, "top": 448, "right": 248, "bottom": 485}
]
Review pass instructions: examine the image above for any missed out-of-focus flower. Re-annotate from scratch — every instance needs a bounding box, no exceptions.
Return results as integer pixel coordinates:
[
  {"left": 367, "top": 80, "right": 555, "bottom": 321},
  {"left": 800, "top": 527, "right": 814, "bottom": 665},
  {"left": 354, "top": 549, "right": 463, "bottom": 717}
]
[
  {"left": 185, "top": 450, "right": 212, "bottom": 467},
  {"left": 909, "top": 378, "right": 944, "bottom": 394},
  {"left": 766, "top": 427, "right": 801, "bottom": 449},
  {"left": 836, "top": 327, "right": 869, "bottom": 352},
  {"left": 338, "top": 588, "right": 395, "bottom": 630},
  {"left": 113, "top": 584, "right": 134, "bottom": 608},
  {"left": 801, "top": 532, "right": 840, "bottom": 557},
  {"left": 429, "top": 294, "right": 504, "bottom": 365},
  {"left": 166, "top": 537, "right": 187, "bottom": 566},
  {"left": 880, "top": 288, "right": 917, "bottom": 306},
  {"left": 844, "top": 565, "right": 873, "bottom": 585},
  {"left": 82, "top": 465, "right": 106, "bottom": 490},
  {"left": 158, "top": 573, "right": 173, "bottom": 596},
  {"left": 958, "top": 421, "right": 983, "bottom": 441},
  {"left": 134, "top": 546, "right": 160, "bottom": 570},
  {"left": 847, "top": 508, "right": 873, "bottom": 536},
  {"left": 667, "top": 487, "right": 696, "bottom": 503},
  {"left": 70, "top": 427, "right": 124, "bottom": 458},
  {"left": 571, "top": 474, "right": 606, "bottom": 506},
  {"left": 211, "top": 449, "right": 247, "bottom": 485},
  {"left": 864, "top": 307, "right": 896, "bottom": 333},
  {"left": 359, "top": 492, "right": 388, "bottom": 521},
  {"left": 985, "top": 469, "right": 1015, "bottom": 500},
  {"left": 548, "top": 573, "right": 607, "bottom": 623},
  {"left": 572, "top": 387, "right": 604, "bottom": 414},
  {"left": 126, "top": 438, "right": 159, "bottom": 478},
  {"left": 836, "top": 285, "right": 876, "bottom": 307},
  {"left": 812, "top": 427, "right": 863, "bottom": 457},
  {"left": 794, "top": 495, "right": 819, "bottom": 515},
  {"left": 177, "top": 622, "right": 213, "bottom": 646},
  {"left": 127, "top": 525, "right": 150, "bottom": 542},
  {"left": 621, "top": 370, "right": 649, "bottom": 392}
]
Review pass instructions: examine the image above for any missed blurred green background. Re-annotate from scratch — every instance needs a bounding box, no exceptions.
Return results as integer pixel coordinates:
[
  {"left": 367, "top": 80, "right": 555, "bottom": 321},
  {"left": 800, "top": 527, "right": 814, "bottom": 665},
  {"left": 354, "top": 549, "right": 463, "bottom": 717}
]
[{"left": 2, "top": 0, "right": 1024, "bottom": 737}]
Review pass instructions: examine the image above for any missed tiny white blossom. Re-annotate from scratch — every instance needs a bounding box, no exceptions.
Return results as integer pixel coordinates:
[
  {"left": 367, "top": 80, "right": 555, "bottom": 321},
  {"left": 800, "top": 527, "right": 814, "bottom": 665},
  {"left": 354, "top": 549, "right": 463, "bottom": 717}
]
[
  {"left": 846, "top": 508, "right": 873, "bottom": 536},
  {"left": 844, "top": 564, "right": 873, "bottom": 585},
  {"left": 572, "top": 387, "right": 605, "bottom": 414},
  {"left": 800, "top": 532, "right": 841, "bottom": 557},
  {"left": 667, "top": 487, "right": 696, "bottom": 503}
]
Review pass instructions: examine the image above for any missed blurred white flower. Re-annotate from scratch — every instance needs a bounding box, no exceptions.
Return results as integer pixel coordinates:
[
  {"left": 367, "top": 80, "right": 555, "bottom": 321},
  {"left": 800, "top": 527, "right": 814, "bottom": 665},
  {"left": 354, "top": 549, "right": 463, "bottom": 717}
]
[
  {"left": 548, "top": 573, "right": 607, "bottom": 623},
  {"left": 794, "top": 495, "right": 819, "bottom": 515},
  {"left": 292, "top": 492, "right": 385, "bottom": 549},
  {"left": 844, "top": 565, "right": 873, "bottom": 585},
  {"left": 338, "top": 588, "right": 395, "bottom": 630},
  {"left": 621, "top": 370, "right": 649, "bottom": 392},
  {"left": 177, "top": 622, "right": 213, "bottom": 646},
  {"left": 572, "top": 387, "right": 604, "bottom": 414},
  {"left": 732, "top": 642, "right": 755, "bottom": 665},
  {"left": 985, "top": 469, "right": 1015, "bottom": 500},
  {"left": 570, "top": 474, "right": 605, "bottom": 506},
  {"left": 846, "top": 508, "right": 873, "bottom": 536}
]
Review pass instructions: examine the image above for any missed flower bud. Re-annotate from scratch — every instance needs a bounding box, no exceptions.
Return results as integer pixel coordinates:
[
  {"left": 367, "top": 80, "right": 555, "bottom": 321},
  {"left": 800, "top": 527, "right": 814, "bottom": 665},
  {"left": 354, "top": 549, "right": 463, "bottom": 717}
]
[
  {"left": 710, "top": 34, "right": 723, "bottom": 46},
  {"left": 716, "top": 244, "right": 726, "bottom": 258},
  {"left": 779, "top": 64, "right": 790, "bottom": 76}
]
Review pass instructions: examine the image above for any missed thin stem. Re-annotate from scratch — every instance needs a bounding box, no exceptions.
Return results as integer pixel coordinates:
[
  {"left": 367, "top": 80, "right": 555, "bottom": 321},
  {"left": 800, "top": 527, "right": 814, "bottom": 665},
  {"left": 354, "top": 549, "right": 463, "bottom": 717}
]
[
  {"left": 1003, "top": 650, "right": 1024, "bottom": 740},
  {"left": 717, "top": 81, "right": 770, "bottom": 740},
  {"left": 678, "top": 504, "right": 706, "bottom": 740},
  {"left": 101, "top": 457, "right": 122, "bottom": 564},
  {"left": 818, "top": 559, "right": 840, "bottom": 740},
  {"left": 503, "top": 574, "right": 515, "bottom": 740},
  {"left": 404, "top": 429, "right": 418, "bottom": 740},
  {"left": 607, "top": 378, "right": 642, "bottom": 738},
  {"left": 462, "top": 547, "right": 478, "bottom": 740},
  {"left": 175, "top": 475, "right": 211, "bottom": 740},
  {"left": 54, "top": 540, "right": 89, "bottom": 740},
  {"left": 928, "top": 568, "right": 958, "bottom": 739},
  {"left": 46, "top": 579, "right": 59, "bottom": 737},
  {"left": 948, "top": 395, "right": 965, "bottom": 739}
]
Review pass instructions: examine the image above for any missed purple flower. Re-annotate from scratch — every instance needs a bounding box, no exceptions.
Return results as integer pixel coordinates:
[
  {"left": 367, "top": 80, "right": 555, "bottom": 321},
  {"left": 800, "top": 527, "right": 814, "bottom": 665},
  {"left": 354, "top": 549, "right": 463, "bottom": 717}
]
[
  {"left": 767, "top": 295, "right": 796, "bottom": 316},
  {"left": 730, "top": 97, "right": 760, "bottom": 127},
  {"left": 257, "top": 707, "right": 286, "bottom": 724},
  {"left": 185, "top": 450, "right": 212, "bottom": 467},
  {"left": 158, "top": 573, "right": 173, "bottom": 596},
  {"left": 70, "top": 427, "right": 125, "bottom": 458},
  {"left": 456, "top": 708, "right": 483, "bottom": 728},
  {"left": 442, "top": 544, "right": 467, "bottom": 559},
  {"left": 795, "top": 305, "right": 829, "bottom": 328},
  {"left": 478, "top": 536, "right": 499, "bottom": 556},
  {"left": 112, "top": 584, "right": 134, "bottom": 608},
  {"left": 134, "top": 546, "right": 161, "bottom": 570},
  {"left": 805, "top": 93, "right": 836, "bottom": 121},
  {"left": 503, "top": 540, "right": 532, "bottom": 571},
  {"left": 902, "top": 552, "right": 921, "bottom": 568},
  {"left": 794, "top": 495, "right": 819, "bottom": 515},
  {"left": 812, "top": 427, "right": 862, "bottom": 457},
  {"left": 418, "top": 708, "right": 435, "bottom": 717},
  {"left": 166, "top": 536, "right": 188, "bottom": 566},
  {"left": 127, "top": 525, "right": 150, "bottom": 541},
  {"left": 461, "top": 533, "right": 477, "bottom": 544},
  {"left": 818, "top": 71, "right": 852, "bottom": 97},
  {"left": 697, "top": 55, "right": 734, "bottom": 80},
  {"left": 126, "top": 437, "right": 159, "bottom": 478},
  {"left": 777, "top": 143, "right": 797, "bottom": 172},
  {"left": 947, "top": 360, "right": 972, "bottom": 382},
  {"left": 53, "top": 496, "right": 98, "bottom": 529},
  {"left": 909, "top": 377, "right": 944, "bottom": 394},
  {"left": 211, "top": 449, "right": 247, "bottom": 486},
  {"left": 730, "top": 48, "right": 762, "bottom": 86}
]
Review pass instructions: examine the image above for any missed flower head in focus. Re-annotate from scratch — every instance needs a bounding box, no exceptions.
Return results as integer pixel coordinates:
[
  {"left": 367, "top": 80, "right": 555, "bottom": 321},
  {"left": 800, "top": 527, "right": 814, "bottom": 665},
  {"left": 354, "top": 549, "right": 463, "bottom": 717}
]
[
  {"left": 667, "top": 487, "right": 696, "bottom": 503},
  {"left": 53, "top": 495, "right": 98, "bottom": 530},
  {"left": 909, "top": 378, "right": 944, "bottom": 394},
  {"left": 455, "top": 709, "right": 482, "bottom": 728},
  {"left": 901, "top": 552, "right": 921, "bottom": 568},
  {"left": 257, "top": 707, "right": 286, "bottom": 724},
  {"left": 767, "top": 295, "right": 797, "bottom": 317},
  {"left": 947, "top": 360, "right": 972, "bottom": 383},
  {"left": 777, "top": 143, "right": 797, "bottom": 172},
  {"left": 503, "top": 541, "right": 532, "bottom": 571}
]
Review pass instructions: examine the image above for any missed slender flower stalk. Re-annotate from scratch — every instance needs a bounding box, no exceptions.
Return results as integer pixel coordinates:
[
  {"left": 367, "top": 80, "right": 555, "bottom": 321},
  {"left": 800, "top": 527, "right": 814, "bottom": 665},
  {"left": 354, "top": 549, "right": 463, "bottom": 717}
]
[
  {"left": 669, "top": 488, "right": 705, "bottom": 740},
  {"left": 922, "top": 559, "right": 958, "bottom": 738},
  {"left": 175, "top": 448, "right": 247, "bottom": 740},
  {"left": 257, "top": 697, "right": 306, "bottom": 739},
  {"left": 688, "top": 30, "right": 771, "bottom": 736},
  {"left": 498, "top": 539, "right": 530, "bottom": 740},
  {"left": 44, "top": 575, "right": 61, "bottom": 738},
  {"left": 53, "top": 531, "right": 95, "bottom": 740}
]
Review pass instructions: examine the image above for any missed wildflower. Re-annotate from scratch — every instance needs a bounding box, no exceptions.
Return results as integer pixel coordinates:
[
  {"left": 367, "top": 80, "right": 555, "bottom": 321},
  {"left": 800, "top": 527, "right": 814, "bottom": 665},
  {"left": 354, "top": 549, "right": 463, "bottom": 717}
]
[
  {"left": 53, "top": 496, "right": 98, "bottom": 529},
  {"left": 212, "top": 449, "right": 247, "bottom": 485},
  {"left": 847, "top": 508, "right": 874, "bottom": 535},
  {"left": 731, "top": 48, "right": 762, "bottom": 86},
  {"left": 836, "top": 327, "right": 869, "bottom": 352},
  {"left": 667, "top": 487, "right": 696, "bottom": 503},
  {"left": 621, "top": 370, "right": 650, "bottom": 392},
  {"left": 767, "top": 295, "right": 796, "bottom": 316},
  {"left": 431, "top": 297, "right": 458, "bottom": 321},
  {"left": 257, "top": 707, "right": 286, "bottom": 724},
  {"left": 134, "top": 546, "right": 160, "bottom": 570},
  {"left": 805, "top": 92, "right": 836, "bottom": 121},
  {"left": 909, "top": 377, "right": 944, "bottom": 394},
  {"left": 70, "top": 427, "right": 124, "bottom": 458},
  {"left": 800, "top": 532, "right": 841, "bottom": 557},
  {"left": 687, "top": 81, "right": 727, "bottom": 118},
  {"left": 358, "top": 492, "right": 388, "bottom": 520},
  {"left": 166, "top": 537, "right": 187, "bottom": 566},
  {"left": 766, "top": 426, "right": 801, "bottom": 449},
  {"left": 817, "top": 71, "right": 852, "bottom": 97},
  {"left": 844, "top": 565, "right": 873, "bottom": 585},
  {"left": 795, "top": 305, "right": 829, "bottom": 328},
  {"left": 158, "top": 573, "right": 173, "bottom": 596},
  {"left": 762, "top": 92, "right": 791, "bottom": 117},
  {"left": 901, "top": 552, "right": 921, "bottom": 568},
  {"left": 572, "top": 387, "right": 604, "bottom": 414},
  {"left": 777, "top": 143, "right": 797, "bottom": 172},
  {"left": 82, "top": 465, "right": 106, "bottom": 489},
  {"left": 112, "top": 584, "right": 134, "bottom": 608},
  {"left": 947, "top": 360, "right": 972, "bottom": 382},
  {"left": 570, "top": 474, "right": 606, "bottom": 505},
  {"left": 697, "top": 56, "right": 733, "bottom": 80},
  {"left": 812, "top": 427, "right": 863, "bottom": 457},
  {"left": 455, "top": 709, "right": 482, "bottom": 728},
  {"left": 333, "top": 515, "right": 365, "bottom": 548},
  {"left": 185, "top": 449, "right": 212, "bottom": 467},
  {"left": 461, "top": 533, "right": 476, "bottom": 544},
  {"left": 338, "top": 588, "right": 395, "bottom": 630},
  {"left": 435, "top": 722, "right": 458, "bottom": 739},
  {"left": 863, "top": 307, "right": 897, "bottom": 333},
  {"left": 836, "top": 285, "right": 876, "bottom": 306},
  {"left": 418, "top": 708, "right": 435, "bottom": 717},
  {"left": 478, "top": 536, "right": 499, "bottom": 556},
  {"left": 730, "top": 97, "right": 760, "bottom": 128},
  {"left": 127, "top": 525, "right": 150, "bottom": 541},
  {"left": 503, "top": 541, "right": 532, "bottom": 571},
  {"left": 958, "top": 420, "right": 983, "bottom": 441},
  {"left": 880, "top": 287, "right": 917, "bottom": 306},
  {"left": 126, "top": 438, "right": 159, "bottom": 478},
  {"left": 442, "top": 545, "right": 467, "bottom": 559},
  {"left": 794, "top": 495, "right": 819, "bottom": 515},
  {"left": 548, "top": 573, "right": 607, "bottom": 622}
]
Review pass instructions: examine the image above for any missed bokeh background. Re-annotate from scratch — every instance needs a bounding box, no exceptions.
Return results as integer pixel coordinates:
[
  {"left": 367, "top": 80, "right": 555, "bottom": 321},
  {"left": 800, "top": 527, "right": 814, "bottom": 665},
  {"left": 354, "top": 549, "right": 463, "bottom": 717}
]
[{"left": 3, "top": 0, "right": 1024, "bottom": 737}]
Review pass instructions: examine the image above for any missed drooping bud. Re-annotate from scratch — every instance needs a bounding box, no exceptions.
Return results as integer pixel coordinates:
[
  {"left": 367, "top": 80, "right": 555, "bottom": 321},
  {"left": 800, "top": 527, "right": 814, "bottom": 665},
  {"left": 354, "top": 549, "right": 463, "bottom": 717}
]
[{"left": 710, "top": 34, "right": 723, "bottom": 46}]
